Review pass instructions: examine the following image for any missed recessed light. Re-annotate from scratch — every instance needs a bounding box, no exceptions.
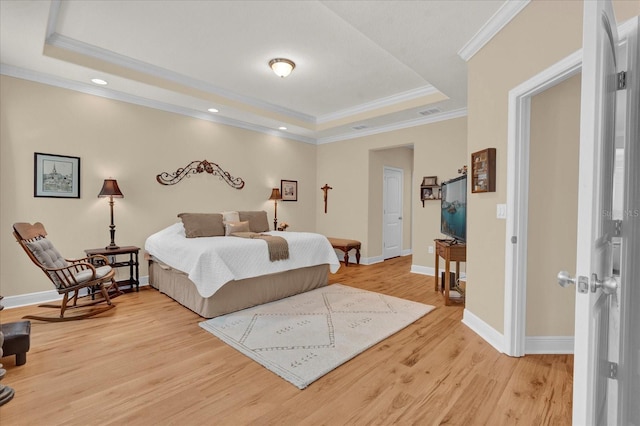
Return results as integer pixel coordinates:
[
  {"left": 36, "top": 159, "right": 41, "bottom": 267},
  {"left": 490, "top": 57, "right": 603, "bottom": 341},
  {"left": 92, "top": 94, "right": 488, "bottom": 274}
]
[
  {"left": 91, "top": 78, "right": 108, "bottom": 85},
  {"left": 207, "top": 108, "right": 219, "bottom": 113},
  {"left": 278, "top": 126, "right": 287, "bottom": 130}
]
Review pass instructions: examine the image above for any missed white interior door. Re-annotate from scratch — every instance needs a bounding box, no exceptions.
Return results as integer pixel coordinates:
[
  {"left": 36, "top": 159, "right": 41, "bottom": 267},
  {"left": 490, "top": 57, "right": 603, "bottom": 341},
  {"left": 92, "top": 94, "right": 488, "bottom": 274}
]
[
  {"left": 383, "top": 167, "right": 403, "bottom": 259},
  {"left": 569, "top": 2, "right": 638, "bottom": 424}
]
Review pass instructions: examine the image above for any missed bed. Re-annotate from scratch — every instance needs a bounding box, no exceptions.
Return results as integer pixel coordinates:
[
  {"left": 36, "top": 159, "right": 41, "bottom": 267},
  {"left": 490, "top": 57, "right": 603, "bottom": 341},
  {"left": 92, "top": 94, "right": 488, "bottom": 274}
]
[{"left": 144, "top": 211, "right": 341, "bottom": 318}]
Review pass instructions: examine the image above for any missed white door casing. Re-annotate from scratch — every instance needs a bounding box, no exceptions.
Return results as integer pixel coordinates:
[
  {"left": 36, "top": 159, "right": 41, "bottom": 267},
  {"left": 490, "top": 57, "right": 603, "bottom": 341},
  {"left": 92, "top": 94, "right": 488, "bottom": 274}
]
[{"left": 383, "top": 167, "right": 403, "bottom": 259}]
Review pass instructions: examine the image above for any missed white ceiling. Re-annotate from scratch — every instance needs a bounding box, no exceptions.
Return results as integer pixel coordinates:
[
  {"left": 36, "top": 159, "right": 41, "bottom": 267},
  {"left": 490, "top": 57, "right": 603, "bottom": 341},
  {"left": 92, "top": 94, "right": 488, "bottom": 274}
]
[{"left": 0, "top": 0, "right": 528, "bottom": 144}]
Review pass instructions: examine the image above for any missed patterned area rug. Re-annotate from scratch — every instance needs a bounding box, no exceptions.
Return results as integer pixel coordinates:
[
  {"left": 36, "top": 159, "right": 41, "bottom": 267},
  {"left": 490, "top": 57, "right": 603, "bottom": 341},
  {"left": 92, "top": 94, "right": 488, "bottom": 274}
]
[{"left": 199, "top": 283, "right": 435, "bottom": 389}]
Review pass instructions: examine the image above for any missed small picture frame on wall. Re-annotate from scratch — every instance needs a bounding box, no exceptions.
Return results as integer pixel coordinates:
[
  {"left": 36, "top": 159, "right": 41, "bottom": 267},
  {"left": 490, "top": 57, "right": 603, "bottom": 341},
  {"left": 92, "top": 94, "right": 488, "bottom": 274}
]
[
  {"left": 281, "top": 179, "right": 298, "bottom": 201},
  {"left": 422, "top": 176, "right": 437, "bottom": 186},
  {"left": 34, "top": 152, "right": 81, "bottom": 198}
]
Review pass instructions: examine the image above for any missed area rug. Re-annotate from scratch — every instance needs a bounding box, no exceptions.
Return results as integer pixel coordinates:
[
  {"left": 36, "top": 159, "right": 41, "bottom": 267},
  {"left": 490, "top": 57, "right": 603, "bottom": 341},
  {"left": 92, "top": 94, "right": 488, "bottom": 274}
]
[{"left": 198, "top": 283, "right": 435, "bottom": 389}]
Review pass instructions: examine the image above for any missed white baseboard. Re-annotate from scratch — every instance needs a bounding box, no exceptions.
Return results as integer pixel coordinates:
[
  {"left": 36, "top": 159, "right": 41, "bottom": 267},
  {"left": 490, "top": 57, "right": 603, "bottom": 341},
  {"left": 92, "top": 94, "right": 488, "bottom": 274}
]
[
  {"left": 462, "top": 308, "right": 505, "bottom": 354},
  {"left": 410, "top": 265, "right": 435, "bottom": 276},
  {"left": 525, "top": 336, "right": 574, "bottom": 354},
  {"left": 2, "top": 275, "right": 150, "bottom": 309}
]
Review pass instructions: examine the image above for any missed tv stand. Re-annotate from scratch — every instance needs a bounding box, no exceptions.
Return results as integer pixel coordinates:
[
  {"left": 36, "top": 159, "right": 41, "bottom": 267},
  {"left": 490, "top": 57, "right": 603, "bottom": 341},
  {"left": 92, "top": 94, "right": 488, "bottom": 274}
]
[{"left": 434, "top": 239, "right": 466, "bottom": 305}]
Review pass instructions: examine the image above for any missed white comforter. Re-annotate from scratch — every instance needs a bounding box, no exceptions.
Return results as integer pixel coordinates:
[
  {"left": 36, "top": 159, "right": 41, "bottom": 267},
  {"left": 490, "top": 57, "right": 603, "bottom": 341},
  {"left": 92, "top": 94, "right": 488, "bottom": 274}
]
[{"left": 145, "top": 223, "right": 340, "bottom": 298}]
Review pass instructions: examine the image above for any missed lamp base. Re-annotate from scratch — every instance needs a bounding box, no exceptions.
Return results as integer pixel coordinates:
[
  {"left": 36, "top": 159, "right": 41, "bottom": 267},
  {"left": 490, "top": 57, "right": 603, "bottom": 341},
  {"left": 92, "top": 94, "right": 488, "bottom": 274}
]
[{"left": 105, "top": 244, "right": 120, "bottom": 250}]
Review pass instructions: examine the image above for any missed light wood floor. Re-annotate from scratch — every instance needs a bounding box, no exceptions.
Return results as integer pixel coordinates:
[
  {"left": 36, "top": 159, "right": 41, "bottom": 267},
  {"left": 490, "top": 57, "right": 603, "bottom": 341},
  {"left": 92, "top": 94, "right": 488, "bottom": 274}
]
[{"left": 0, "top": 256, "right": 572, "bottom": 425}]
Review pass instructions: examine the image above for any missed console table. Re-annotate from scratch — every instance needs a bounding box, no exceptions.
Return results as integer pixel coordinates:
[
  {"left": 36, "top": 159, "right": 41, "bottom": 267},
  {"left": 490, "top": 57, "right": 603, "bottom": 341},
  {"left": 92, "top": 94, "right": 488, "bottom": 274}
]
[
  {"left": 434, "top": 239, "right": 466, "bottom": 305},
  {"left": 84, "top": 246, "right": 140, "bottom": 293}
]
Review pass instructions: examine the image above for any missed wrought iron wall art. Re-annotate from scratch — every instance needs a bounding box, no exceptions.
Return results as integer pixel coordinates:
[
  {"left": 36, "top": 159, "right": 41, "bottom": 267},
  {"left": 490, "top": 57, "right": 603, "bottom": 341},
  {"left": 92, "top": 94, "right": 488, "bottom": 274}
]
[{"left": 156, "top": 160, "right": 245, "bottom": 189}]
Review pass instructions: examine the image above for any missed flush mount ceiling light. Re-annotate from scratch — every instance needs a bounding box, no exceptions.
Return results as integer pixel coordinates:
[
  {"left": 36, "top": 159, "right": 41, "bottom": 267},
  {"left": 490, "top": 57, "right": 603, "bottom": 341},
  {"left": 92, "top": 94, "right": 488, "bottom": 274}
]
[
  {"left": 207, "top": 108, "right": 219, "bottom": 113},
  {"left": 91, "top": 78, "right": 108, "bottom": 85},
  {"left": 269, "top": 58, "right": 295, "bottom": 78}
]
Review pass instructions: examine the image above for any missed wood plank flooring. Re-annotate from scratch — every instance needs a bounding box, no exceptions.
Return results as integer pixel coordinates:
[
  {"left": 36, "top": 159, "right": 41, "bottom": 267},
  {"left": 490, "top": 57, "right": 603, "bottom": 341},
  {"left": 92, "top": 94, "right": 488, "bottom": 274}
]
[{"left": 0, "top": 256, "right": 572, "bottom": 425}]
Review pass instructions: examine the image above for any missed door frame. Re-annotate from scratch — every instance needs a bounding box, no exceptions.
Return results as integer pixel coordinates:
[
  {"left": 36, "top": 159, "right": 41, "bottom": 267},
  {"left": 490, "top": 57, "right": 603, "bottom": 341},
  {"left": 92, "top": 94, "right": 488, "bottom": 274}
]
[
  {"left": 504, "top": 19, "right": 635, "bottom": 357},
  {"left": 383, "top": 166, "right": 404, "bottom": 259},
  {"left": 504, "top": 50, "right": 582, "bottom": 357}
]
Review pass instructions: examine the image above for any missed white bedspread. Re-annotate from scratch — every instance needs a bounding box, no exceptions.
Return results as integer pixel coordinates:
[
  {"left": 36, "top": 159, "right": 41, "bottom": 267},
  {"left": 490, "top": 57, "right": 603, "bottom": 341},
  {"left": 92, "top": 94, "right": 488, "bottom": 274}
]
[{"left": 145, "top": 223, "right": 340, "bottom": 298}]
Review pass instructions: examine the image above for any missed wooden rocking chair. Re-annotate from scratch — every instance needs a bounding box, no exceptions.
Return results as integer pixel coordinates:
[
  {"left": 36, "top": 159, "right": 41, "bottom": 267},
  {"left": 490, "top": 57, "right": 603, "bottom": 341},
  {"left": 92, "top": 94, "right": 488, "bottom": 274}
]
[{"left": 13, "top": 222, "right": 120, "bottom": 322}]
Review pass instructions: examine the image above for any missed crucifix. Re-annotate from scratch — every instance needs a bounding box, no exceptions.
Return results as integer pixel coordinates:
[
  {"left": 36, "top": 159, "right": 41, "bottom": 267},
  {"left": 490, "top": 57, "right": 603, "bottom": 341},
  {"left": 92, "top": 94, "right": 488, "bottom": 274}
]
[{"left": 320, "top": 184, "right": 332, "bottom": 213}]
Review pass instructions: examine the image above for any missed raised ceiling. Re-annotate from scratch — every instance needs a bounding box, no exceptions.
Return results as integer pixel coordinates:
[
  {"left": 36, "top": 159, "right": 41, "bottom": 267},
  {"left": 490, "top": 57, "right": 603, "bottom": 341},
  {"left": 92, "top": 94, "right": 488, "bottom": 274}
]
[{"left": 0, "top": 0, "right": 528, "bottom": 144}]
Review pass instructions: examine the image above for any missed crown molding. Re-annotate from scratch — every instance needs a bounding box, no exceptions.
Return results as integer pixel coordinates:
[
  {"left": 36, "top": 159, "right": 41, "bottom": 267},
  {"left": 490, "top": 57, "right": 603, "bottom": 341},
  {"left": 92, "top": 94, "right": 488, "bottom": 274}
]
[
  {"left": 316, "top": 107, "right": 467, "bottom": 145},
  {"left": 316, "top": 85, "right": 440, "bottom": 124},
  {"left": 457, "top": 0, "right": 530, "bottom": 62},
  {"left": 0, "top": 63, "right": 316, "bottom": 145}
]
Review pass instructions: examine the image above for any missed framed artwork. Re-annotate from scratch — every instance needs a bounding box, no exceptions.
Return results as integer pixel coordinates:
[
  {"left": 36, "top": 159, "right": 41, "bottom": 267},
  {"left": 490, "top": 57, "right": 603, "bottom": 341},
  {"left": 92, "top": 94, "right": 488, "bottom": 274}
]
[
  {"left": 421, "top": 176, "right": 437, "bottom": 186},
  {"left": 281, "top": 179, "right": 298, "bottom": 201},
  {"left": 34, "top": 152, "right": 81, "bottom": 198}
]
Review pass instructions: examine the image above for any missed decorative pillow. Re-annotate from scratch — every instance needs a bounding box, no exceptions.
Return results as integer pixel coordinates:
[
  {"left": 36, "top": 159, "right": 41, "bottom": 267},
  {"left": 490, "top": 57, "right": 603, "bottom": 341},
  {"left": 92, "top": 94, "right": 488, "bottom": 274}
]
[
  {"left": 221, "top": 211, "right": 240, "bottom": 223},
  {"left": 224, "top": 220, "right": 251, "bottom": 236},
  {"left": 25, "top": 237, "right": 69, "bottom": 287},
  {"left": 177, "top": 213, "right": 225, "bottom": 238},
  {"left": 238, "top": 211, "right": 270, "bottom": 233}
]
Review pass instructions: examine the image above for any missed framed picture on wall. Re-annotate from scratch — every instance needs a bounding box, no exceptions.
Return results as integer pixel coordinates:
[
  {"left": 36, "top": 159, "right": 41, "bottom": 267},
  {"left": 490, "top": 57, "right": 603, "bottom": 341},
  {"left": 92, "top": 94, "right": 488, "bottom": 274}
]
[
  {"left": 281, "top": 179, "right": 298, "bottom": 201},
  {"left": 34, "top": 152, "right": 81, "bottom": 198}
]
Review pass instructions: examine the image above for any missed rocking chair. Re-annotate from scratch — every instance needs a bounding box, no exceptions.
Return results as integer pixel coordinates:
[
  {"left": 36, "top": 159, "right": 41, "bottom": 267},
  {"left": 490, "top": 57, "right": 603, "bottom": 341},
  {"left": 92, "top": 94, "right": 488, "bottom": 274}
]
[{"left": 13, "top": 222, "right": 120, "bottom": 322}]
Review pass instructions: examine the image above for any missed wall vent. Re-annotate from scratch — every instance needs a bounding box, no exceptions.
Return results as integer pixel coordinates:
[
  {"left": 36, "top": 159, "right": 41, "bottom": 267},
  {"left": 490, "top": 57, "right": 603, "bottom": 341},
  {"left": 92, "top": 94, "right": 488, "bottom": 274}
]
[
  {"left": 418, "top": 107, "right": 441, "bottom": 116},
  {"left": 352, "top": 125, "right": 368, "bottom": 130}
]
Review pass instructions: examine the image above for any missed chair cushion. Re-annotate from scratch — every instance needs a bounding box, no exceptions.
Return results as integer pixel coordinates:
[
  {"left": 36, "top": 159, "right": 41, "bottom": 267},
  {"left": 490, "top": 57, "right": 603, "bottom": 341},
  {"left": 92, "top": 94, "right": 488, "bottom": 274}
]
[
  {"left": 178, "top": 213, "right": 225, "bottom": 238},
  {"left": 73, "top": 265, "right": 113, "bottom": 284},
  {"left": 25, "top": 237, "right": 67, "bottom": 268},
  {"left": 238, "top": 211, "right": 270, "bottom": 233},
  {"left": 25, "top": 238, "right": 69, "bottom": 287}
]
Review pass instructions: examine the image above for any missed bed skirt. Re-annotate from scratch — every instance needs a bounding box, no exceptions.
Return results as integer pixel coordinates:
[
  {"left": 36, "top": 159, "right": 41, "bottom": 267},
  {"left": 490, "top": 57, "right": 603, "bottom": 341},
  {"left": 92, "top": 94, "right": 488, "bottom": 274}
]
[{"left": 148, "top": 259, "right": 329, "bottom": 318}]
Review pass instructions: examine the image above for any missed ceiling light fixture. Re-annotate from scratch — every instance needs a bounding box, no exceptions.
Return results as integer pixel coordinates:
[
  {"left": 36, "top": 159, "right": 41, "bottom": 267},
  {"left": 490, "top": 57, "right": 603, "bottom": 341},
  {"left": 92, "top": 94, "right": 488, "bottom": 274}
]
[
  {"left": 207, "top": 108, "right": 219, "bottom": 113},
  {"left": 278, "top": 126, "right": 287, "bottom": 130},
  {"left": 269, "top": 58, "right": 295, "bottom": 78},
  {"left": 91, "top": 78, "right": 108, "bottom": 85}
]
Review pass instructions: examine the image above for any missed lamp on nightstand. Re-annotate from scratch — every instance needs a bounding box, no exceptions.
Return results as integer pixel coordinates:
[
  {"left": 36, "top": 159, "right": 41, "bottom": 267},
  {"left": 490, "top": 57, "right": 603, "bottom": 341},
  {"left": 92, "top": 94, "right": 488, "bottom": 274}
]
[
  {"left": 98, "top": 178, "right": 124, "bottom": 250},
  {"left": 268, "top": 188, "right": 282, "bottom": 231}
]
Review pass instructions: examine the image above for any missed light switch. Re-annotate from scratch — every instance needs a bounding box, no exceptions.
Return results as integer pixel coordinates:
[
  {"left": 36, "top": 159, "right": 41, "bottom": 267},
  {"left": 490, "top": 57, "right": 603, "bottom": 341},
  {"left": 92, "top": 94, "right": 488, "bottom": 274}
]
[{"left": 497, "top": 204, "right": 507, "bottom": 219}]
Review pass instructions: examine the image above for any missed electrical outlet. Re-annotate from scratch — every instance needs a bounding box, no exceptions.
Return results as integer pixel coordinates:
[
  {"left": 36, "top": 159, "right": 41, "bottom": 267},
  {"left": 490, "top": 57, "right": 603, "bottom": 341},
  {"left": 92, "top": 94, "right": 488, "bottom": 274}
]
[{"left": 428, "top": 246, "right": 434, "bottom": 254}]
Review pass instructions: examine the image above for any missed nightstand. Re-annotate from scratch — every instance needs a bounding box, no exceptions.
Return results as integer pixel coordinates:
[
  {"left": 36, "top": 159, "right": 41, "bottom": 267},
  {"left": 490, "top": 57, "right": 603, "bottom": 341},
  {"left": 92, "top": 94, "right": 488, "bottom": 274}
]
[{"left": 84, "top": 246, "right": 140, "bottom": 292}]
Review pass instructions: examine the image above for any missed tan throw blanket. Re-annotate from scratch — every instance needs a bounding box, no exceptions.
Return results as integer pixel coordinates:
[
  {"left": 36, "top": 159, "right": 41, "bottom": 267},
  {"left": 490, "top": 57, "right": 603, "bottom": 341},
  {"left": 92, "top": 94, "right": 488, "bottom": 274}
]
[{"left": 231, "top": 232, "right": 289, "bottom": 261}]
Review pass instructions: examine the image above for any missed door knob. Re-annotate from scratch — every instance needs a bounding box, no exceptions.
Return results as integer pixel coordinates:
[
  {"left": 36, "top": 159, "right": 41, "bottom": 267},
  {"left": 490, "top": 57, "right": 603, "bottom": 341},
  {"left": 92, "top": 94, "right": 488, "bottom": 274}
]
[
  {"left": 557, "top": 271, "right": 575, "bottom": 287},
  {"left": 591, "top": 274, "right": 618, "bottom": 294}
]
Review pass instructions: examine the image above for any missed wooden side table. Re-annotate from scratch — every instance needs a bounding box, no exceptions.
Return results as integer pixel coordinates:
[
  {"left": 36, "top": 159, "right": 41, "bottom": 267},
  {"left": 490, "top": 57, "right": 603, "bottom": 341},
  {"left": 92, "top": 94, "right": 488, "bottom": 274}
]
[
  {"left": 84, "top": 246, "right": 140, "bottom": 292},
  {"left": 434, "top": 239, "right": 466, "bottom": 305}
]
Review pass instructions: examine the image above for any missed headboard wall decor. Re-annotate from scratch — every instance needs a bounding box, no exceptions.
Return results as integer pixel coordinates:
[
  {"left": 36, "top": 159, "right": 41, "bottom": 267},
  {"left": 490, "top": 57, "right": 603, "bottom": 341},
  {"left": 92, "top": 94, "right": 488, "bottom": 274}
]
[{"left": 156, "top": 160, "right": 245, "bottom": 189}]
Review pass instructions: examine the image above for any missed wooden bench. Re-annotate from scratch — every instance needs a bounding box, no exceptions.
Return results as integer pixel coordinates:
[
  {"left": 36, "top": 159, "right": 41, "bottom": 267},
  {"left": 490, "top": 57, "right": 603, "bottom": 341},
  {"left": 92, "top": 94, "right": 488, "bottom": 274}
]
[{"left": 327, "top": 237, "right": 361, "bottom": 267}]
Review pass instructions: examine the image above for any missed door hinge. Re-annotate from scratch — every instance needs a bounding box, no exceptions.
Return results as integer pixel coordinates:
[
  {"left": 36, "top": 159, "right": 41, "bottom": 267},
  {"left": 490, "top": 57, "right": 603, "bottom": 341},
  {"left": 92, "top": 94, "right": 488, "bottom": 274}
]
[
  {"left": 605, "top": 219, "right": 622, "bottom": 238},
  {"left": 608, "top": 361, "right": 618, "bottom": 379},
  {"left": 511, "top": 236, "right": 517, "bottom": 244},
  {"left": 617, "top": 71, "right": 627, "bottom": 90}
]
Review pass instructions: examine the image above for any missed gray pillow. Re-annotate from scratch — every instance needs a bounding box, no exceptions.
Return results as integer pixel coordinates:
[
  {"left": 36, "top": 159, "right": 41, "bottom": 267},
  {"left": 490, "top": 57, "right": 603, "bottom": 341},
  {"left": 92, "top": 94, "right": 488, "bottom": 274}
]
[
  {"left": 238, "top": 211, "right": 270, "bottom": 233},
  {"left": 178, "top": 213, "right": 225, "bottom": 238}
]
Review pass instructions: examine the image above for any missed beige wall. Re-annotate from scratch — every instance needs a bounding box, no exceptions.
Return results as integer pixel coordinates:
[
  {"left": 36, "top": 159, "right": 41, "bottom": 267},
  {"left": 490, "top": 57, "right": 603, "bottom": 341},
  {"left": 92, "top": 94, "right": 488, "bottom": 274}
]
[
  {"left": 0, "top": 76, "right": 318, "bottom": 297},
  {"left": 315, "top": 117, "right": 467, "bottom": 266},
  {"left": 466, "top": 0, "right": 638, "bottom": 333},
  {"left": 526, "top": 74, "right": 581, "bottom": 336}
]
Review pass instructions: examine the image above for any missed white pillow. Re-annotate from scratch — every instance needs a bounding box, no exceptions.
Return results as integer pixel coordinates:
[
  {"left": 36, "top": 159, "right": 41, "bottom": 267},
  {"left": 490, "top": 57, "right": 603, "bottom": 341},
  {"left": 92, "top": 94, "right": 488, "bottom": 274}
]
[{"left": 221, "top": 211, "right": 240, "bottom": 223}]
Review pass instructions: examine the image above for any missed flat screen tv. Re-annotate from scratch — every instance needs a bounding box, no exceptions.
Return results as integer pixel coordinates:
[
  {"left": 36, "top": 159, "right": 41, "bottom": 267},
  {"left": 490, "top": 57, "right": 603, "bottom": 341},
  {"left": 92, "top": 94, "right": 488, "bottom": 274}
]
[{"left": 440, "top": 175, "right": 467, "bottom": 243}]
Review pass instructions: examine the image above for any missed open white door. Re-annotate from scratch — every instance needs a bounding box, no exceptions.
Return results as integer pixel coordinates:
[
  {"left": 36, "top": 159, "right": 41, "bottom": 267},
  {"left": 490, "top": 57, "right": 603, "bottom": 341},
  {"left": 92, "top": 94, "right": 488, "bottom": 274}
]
[{"left": 565, "top": 1, "right": 639, "bottom": 424}]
